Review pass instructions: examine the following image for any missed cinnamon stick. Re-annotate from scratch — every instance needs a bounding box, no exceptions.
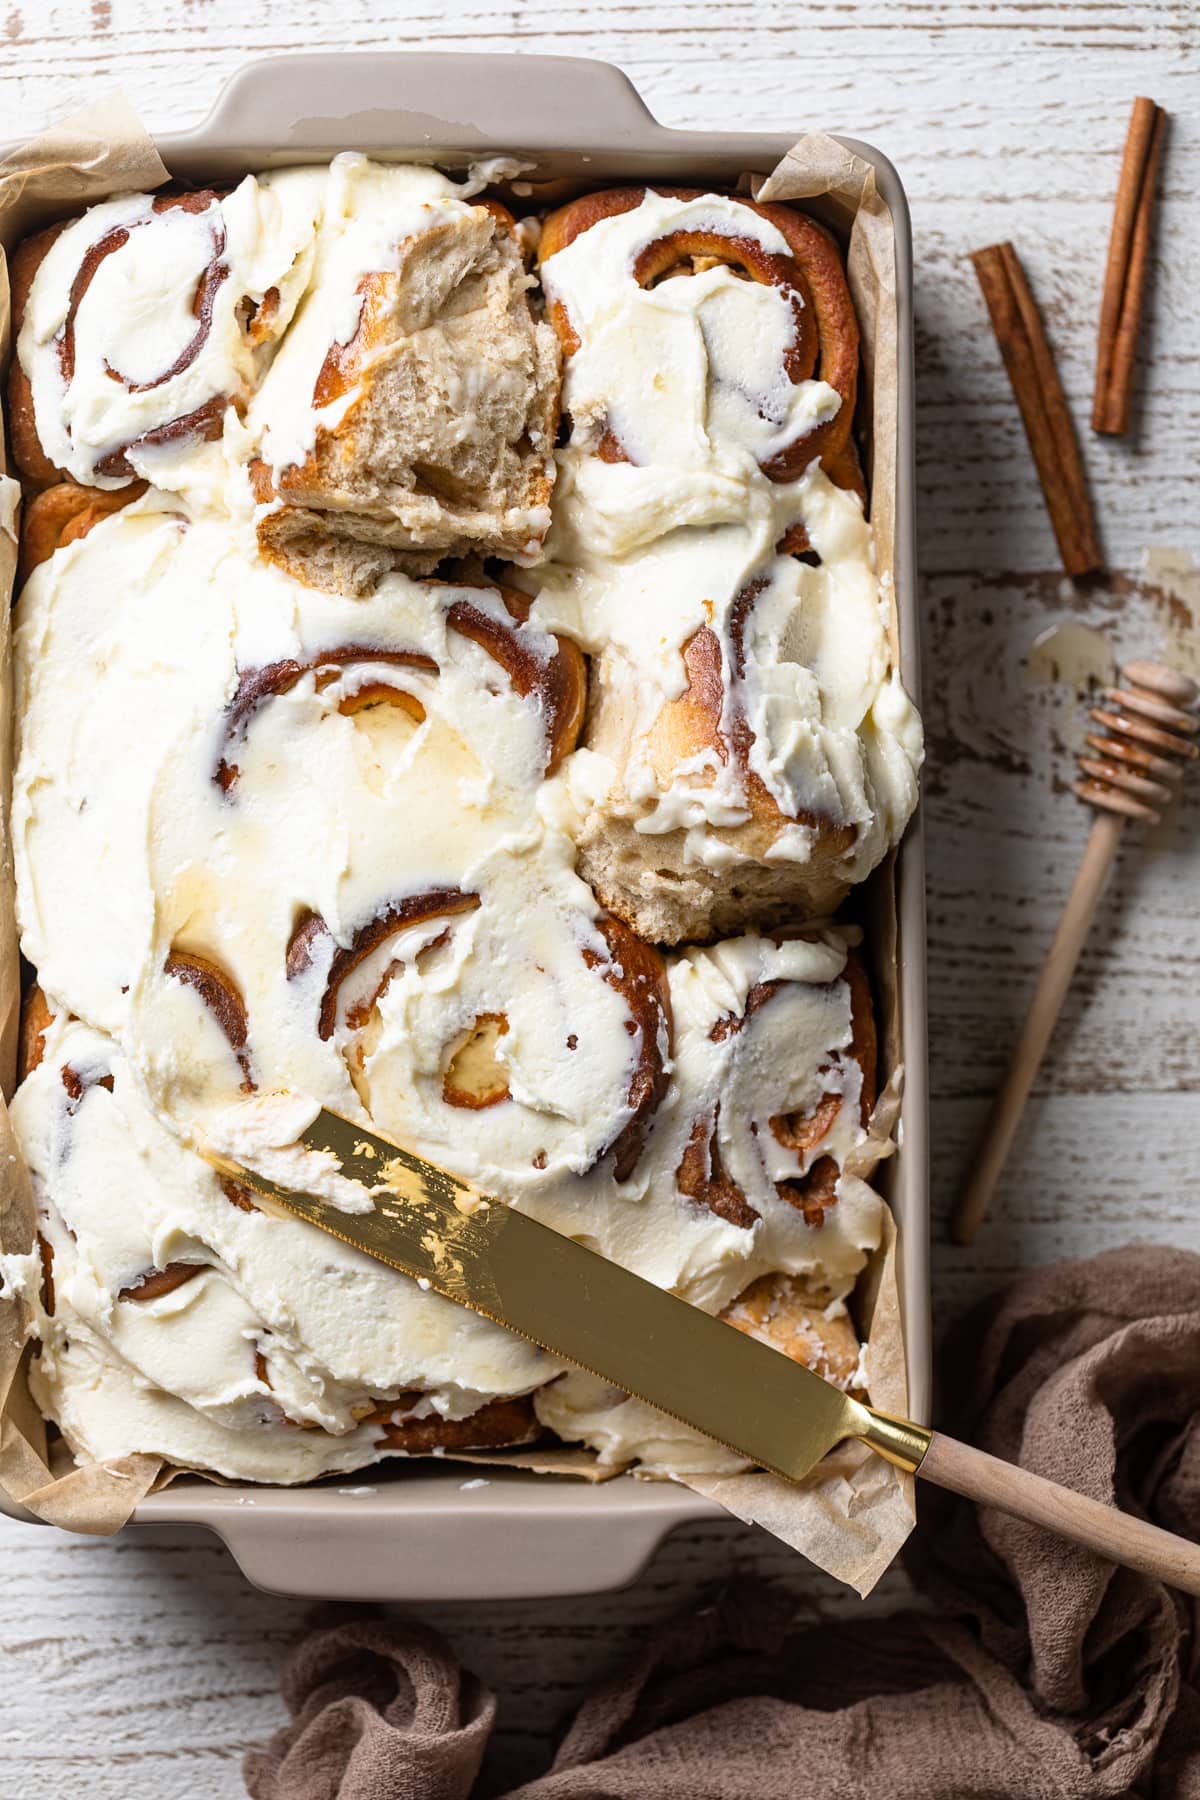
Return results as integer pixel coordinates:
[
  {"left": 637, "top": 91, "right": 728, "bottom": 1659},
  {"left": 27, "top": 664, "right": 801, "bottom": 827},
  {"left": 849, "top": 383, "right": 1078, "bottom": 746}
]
[
  {"left": 1093, "top": 97, "right": 1167, "bottom": 435},
  {"left": 971, "top": 242, "right": 1102, "bottom": 578}
]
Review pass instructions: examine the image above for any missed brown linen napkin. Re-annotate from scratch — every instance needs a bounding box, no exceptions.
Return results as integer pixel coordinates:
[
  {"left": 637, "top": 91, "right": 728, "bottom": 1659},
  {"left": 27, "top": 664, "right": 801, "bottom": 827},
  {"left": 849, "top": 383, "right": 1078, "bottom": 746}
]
[
  {"left": 242, "top": 1617, "right": 495, "bottom": 1800},
  {"left": 244, "top": 1245, "right": 1200, "bottom": 1799}
]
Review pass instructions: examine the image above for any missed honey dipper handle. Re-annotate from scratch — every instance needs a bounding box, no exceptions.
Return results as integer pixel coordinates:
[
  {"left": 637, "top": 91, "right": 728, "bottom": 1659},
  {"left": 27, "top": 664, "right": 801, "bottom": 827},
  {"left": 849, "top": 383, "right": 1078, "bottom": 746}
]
[
  {"left": 951, "top": 809, "right": 1125, "bottom": 1245},
  {"left": 919, "top": 1432, "right": 1200, "bottom": 1595}
]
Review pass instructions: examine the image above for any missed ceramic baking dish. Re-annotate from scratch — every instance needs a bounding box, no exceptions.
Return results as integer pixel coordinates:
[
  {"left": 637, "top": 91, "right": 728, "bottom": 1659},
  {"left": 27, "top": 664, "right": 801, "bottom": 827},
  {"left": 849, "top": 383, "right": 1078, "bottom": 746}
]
[{"left": 0, "top": 52, "right": 928, "bottom": 1600}]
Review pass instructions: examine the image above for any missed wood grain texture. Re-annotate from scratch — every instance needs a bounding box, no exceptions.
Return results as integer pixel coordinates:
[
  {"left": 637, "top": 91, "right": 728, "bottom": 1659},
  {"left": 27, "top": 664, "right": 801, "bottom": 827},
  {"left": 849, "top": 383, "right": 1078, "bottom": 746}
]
[{"left": 1, "top": 3, "right": 1198, "bottom": 1792}]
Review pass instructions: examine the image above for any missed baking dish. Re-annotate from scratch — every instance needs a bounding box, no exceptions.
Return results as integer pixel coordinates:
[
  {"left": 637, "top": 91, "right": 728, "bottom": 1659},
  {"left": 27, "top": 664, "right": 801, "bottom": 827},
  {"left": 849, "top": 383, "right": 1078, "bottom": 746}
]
[{"left": 0, "top": 51, "right": 927, "bottom": 1600}]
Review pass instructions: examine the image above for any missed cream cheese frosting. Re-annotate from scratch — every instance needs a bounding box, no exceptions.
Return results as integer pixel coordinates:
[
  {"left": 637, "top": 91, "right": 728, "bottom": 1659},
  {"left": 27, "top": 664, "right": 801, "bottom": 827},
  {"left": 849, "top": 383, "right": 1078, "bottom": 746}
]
[
  {"left": 240, "top": 155, "right": 487, "bottom": 479},
  {"left": 17, "top": 171, "right": 324, "bottom": 491},
  {"left": 539, "top": 190, "right": 841, "bottom": 486},
  {"left": 5, "top": 170, "right": 918, "bottom": 1486},
  {"left": 534, "top": 468, "right": 920, "bottom": 879},
  {"left": 533, "top": 189, "right": 921, "bottom": 901},
  {"left": 8, "top": 498, "right": 883, "bottom": 1478}
]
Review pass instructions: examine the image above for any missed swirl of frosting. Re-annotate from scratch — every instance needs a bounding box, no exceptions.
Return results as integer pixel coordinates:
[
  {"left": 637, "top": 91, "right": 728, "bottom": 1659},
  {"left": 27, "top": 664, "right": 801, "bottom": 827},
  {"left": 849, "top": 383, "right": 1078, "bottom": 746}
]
[
  {"left": 12, "top": 491, "right": 667, "bottom": 1200},
  {"left": 539, "top": 186, "right": 858, "bottom": 492},
  {"left": 9, "top": 172, "right": 324, "bottom": 490},
  {"left": 10, "top": 1011, "right": 555, "bottom": 1481}
]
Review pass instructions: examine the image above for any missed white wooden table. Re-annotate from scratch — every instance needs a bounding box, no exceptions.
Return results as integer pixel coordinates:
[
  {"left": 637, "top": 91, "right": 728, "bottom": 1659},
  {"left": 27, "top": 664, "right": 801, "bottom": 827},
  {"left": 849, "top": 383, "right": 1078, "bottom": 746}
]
[{"left": 1, "top": 5, "right": 1197, "bottom": 1793}]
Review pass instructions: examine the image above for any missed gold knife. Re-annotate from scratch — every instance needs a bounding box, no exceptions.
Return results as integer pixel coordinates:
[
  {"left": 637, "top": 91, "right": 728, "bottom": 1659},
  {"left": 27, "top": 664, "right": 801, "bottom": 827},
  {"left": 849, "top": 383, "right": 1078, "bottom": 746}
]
[{"left": 205, "top": 1106, "right": 1200, "bottom": 1593}]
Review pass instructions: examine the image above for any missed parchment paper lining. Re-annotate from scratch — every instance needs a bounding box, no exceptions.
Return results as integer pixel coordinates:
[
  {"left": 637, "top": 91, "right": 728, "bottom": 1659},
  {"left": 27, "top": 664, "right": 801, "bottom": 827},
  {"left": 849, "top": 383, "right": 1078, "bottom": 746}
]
[{"left": 0, "top": 97, "right": 915, "bottom": 1594}]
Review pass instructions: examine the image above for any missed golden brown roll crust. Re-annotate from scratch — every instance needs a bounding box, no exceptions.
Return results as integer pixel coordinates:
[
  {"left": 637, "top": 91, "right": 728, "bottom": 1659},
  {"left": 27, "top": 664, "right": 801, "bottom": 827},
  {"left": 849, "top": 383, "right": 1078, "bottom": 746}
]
[
  {"left": 18, "top": 984, "right": 55, "bottom": 1082},
  {"left": 722, "top": 1271, "right": 862, "bottom": 1390},
  {"left": 375, "top": 1393, "right": 541, "bottom": 1453},
  {"left": 588, "top": 915, "right": 673, "bottom": 1182},
  {"left": 7, "top": 219, "right": 73, "bottom": 489},
  {"left": 17, "top": 481, "right": 148, "bottom": 587}
]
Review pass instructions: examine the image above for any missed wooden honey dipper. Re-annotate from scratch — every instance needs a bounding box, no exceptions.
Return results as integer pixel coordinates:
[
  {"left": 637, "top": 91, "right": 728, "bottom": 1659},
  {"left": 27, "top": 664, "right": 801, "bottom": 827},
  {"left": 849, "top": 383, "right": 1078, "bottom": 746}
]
[{"left": 952, "top": 658, "right": 1199, "bottom": 1245}]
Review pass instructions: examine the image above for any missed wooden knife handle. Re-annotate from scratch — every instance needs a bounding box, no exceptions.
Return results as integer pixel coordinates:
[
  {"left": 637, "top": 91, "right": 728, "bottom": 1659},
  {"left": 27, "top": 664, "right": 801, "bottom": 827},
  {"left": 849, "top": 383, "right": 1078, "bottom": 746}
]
[{"left": 918, "top": 1431, "right": 1200, "bottom": 1595}]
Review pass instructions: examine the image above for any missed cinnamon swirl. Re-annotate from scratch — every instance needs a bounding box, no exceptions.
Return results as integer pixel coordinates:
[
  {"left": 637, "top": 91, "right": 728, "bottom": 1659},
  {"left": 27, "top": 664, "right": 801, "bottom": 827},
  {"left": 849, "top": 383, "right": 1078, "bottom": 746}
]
[{"left": 9, "top": 174, "right": 322, "bottom": 493}]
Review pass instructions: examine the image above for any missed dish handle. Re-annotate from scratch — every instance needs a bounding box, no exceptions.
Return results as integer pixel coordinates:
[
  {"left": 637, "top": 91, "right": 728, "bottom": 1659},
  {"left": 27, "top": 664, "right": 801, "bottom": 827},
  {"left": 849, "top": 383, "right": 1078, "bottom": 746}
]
[{"left": 193, "top": 52, "right": 668, "bottom": 155}]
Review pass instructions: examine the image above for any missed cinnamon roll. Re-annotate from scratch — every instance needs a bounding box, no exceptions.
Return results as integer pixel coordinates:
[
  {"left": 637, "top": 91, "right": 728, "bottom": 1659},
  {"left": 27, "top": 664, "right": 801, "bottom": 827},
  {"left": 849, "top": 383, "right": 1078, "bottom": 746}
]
[
  {"left": 9, "top": 174, "right": 323, "bottom": 493},
  {"left": 536, "top": 185, "right": 858, "bottom": 562},
  {"left": 534, "top": 929, "right": 883, "bottom": 1472},
  {"left": 12, "top": 1014, "right": 553, "bottom": 1481},
  {"left": 244, "top": 156, "right": 561, "bottom": 593},
  {"left": 540, "top": 471, "right": 921, "bottom": 943}
]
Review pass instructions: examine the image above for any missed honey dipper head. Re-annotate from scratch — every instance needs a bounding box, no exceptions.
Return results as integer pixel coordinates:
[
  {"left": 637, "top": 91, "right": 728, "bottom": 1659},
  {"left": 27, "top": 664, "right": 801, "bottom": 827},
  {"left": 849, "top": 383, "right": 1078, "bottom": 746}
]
[{"left": 1075, "top": 659, "right": 1200, "bottom": 822}]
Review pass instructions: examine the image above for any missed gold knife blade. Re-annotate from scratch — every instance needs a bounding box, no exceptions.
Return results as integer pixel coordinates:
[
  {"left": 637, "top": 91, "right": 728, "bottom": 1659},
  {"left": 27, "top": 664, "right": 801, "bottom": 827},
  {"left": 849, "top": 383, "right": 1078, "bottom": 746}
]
[{"left": 204, "top": 1105, "right": 930, "bottom": 1482}]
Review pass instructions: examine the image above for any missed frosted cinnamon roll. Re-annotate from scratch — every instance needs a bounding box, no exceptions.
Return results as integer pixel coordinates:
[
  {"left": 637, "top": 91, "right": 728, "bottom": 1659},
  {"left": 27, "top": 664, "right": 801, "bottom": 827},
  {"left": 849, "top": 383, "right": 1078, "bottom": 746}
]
[
  {"left": 269, "top": 882, "right": 670, "bottom": 1193},
  {"left": 538, "top": 470, "right": 922, "bottom": 944},
  {"left": 9, "top": 1012, "right": 552, "bottom": 1482},
  {"left": 244, "top": 155, "right": 561, "bottom": 593},
  {"left": 537, "top": 185, "right": 857, "bottom": 555},
  {"left": 535, "top": 928, "right": 883, "bottom": 1472},
  {"left": 8, "top": 174, "right": 323, "bottom": 493}
]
